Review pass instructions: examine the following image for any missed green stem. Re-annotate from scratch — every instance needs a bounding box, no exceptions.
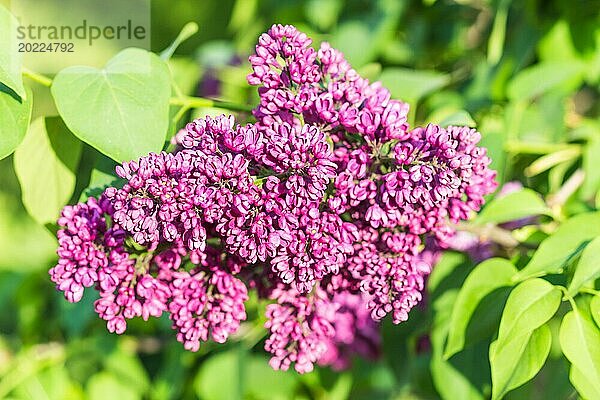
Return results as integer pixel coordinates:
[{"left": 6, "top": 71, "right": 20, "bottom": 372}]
[
  {"left": 169, "top": 96, "right": 254, "bottom": 113},
  {"left": 557, "top": 285, "right": 578, "bottom": 308},
  {"left": 505, "top": 140, "right": 580, "bottom": 155},
  {"left": 22, "top": 68, "right": 53, "bottom": 87},
  {"left": 487, "top": 0, "right": 511, "bottom": 64},
  {"left": 580, "top": 287, "right": 600, "bottom": 297},
  {"left": 19, "top": 67, "right": 254, "bottom": 114}
]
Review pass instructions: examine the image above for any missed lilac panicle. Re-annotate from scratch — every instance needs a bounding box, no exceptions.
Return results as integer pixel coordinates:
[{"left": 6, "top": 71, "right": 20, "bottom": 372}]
[{"left": 50, "top": 23, "right": 497, "bottom": 374}]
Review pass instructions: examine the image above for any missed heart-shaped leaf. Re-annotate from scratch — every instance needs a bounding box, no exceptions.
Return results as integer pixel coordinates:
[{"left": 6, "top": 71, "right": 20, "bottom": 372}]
[
  {"left": 14, "top": 116, "right": 83, "bottom": 225},
  {"left": 51, "top": 48, "right": 171, "bottom": 162},
  {"left": 0, "top": 85, "right": 32, "bottom": 160},
  {"left": 0, "top": 5, "right": 25, "bottom": 99}
]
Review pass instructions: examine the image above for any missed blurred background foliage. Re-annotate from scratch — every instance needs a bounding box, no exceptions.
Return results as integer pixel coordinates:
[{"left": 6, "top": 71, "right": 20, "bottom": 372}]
[{"left": 1, "top": 0, "right": 600, "bottom": 398}]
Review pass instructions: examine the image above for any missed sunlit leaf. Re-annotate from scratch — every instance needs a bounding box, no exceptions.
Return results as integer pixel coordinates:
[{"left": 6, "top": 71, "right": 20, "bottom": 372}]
[
  {"left": 87, "top": 372, "right": 139, "bottom": 400},
  {"left": 51, "top": 48, "right": 171, "bottom": 162},
  {"left": 0, "top": 5, "right": 25, "bottom": 98},
  {"left": 514, "top": 212, "right": 600, "bottom": 281},
  {"left": 379, "top": 68, "right": 450, "bottom": 103},
  {"left": 475, "top": 188, "right": 549, "bottom": 225},
  {"left": 567, "top": 237, "right": 600, "bottom": 296},
  {"left": 495, "top": 279, "right": 561, "bottom": 351},
  {"left": 14, "top": 117, "right": 82, "bottom": 225},
  {"left": 590, "top": 295, "right": 600, "bottom": 328},
  {"left": 0, "top": 86, "right": 32, "bottom": 160},
  {"left": 438, "top": 111, "right": 476, "bottom": 128},
  {"left": 559, "top": 309, "right": 600, "bottom": 397},
  {"left": 490, "top": 324, "right": 551, "bottom": 400},
  {"left": 507, "top": 61, "right": 584, "bottom": 101},
  {"left": 444, "top": 258, "right": 517, "bottom": 358}
]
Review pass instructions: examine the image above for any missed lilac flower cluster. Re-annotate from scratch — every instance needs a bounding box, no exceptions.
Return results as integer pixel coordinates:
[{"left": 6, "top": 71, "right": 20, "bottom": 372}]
[{"left": 50, "top": 24, "right": 496, "bottom": 373}]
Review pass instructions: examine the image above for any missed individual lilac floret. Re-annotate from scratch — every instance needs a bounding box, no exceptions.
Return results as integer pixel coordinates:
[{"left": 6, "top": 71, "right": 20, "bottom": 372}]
[
  {"left": 169, "top": 268, "right": 248, "bottom": 351},
  {"left": 264, "top": 286, "right": 337, "bottom": 373}
]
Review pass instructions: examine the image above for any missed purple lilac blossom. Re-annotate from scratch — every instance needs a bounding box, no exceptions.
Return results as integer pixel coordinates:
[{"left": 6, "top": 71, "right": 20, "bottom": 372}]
[{"left": 50, "top": 24, "right": 497, "bottom": 374}]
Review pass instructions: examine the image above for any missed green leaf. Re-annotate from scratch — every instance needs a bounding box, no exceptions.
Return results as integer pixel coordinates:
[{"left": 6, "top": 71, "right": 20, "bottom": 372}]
[
  {"left": 194, "top": 351, "right": 242, "bottom": 400},
  {"left": 78, "top": 152, "right": 121, "bottom": 202},
  {"left": 514, "top": 212, "right": 600, "bottom": 281},
  {"left": 438, "top": 110, "right": 477, "bottom": 128},
  {"left": 475, "top": 188, "right": 549, "bottom": 225},
  {"left": 568, "top": 237, "right": 600, "bottom": 296},
  {"left": 431, "top": 291, "right": 485, "bottom": 400},
  {"left": 490, "top": 324, "right": 551, "bottom": 400},
  {"left": 486, "top": 0, "right": 510, "bottom": 65},
  {"left": 87, "top": 372, "right": 139, "bottom": 400},
  {"left": 379, "top": 68, "right": 450, "bottom": 103},
  {"left": 51, "top": 48, "right": 171, "bottom": 162},
  {"left": 0, "top": 5, "right": 25, "bottom": 99},
  {"left": 13, "top": 117, "right": 83, "bottom": 225},
  {"left": 0, "top": 86, "right": 33, "bottom": 160},
  {"left": 559, "top": 309, "right": 600, "bottom": 397},
  {"left": 524, "top": 147, "right": 581, "bottom": 177},
  {"left": 444, "top": 258, "right": 517, "bottom": 358},
  {"left": 104, "top": 349, "right": 150, "bottom": 394},
  {"left": 570, "top": 365, "right": 600, "bottom": 400},
  {"left": 160, "top": 22, "right": 199, "bottom": 60},
  {"left": 427, "top": 251, "right": 468, "bottom": 296},
  {"left": 194, "top": 349, "right": 297, "bottom": 400},
  {"left": 331, "top": 22, "right": 377, "bottom": 67},
  {"left": 244, "top": 356, "right": 298, "bottom": 400},
  {"left": 495, "top": 279, "right": 561, "bottom": 351},
  {"left": 168, "top": 57, "right": 202, "bottom": 97},
  {"left": 13, "top": 365, "right": 75, "bottom": 400},
  {"left": 582, "top": 133, "right": 600, "bottom": 200},
  {"left": 591, "top": 295, "right": 600, "bottom": 329},
  {"left": 507, "top": 61, "right": 585, "bottom": 101}
]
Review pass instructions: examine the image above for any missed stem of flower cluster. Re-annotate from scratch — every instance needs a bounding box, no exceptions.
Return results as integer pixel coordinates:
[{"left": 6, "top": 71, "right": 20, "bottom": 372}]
[
  {"left": 580, "top": 287, "right": 600, "bottom": 297},
  {"left": 169, "top": 96, "right": 254, "bottom": 113},
  {"left": 20, "top": 68, "right": 254, "bottom": 113},
  {"left": 22, "top": 68, "right": 53, "bottom": 87}
]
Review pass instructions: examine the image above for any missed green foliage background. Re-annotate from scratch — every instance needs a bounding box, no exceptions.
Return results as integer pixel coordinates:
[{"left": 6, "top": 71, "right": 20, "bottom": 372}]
[{"left": 1, "top": 0, "right": 600, "bottom": 399}]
